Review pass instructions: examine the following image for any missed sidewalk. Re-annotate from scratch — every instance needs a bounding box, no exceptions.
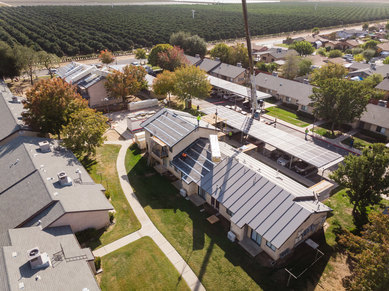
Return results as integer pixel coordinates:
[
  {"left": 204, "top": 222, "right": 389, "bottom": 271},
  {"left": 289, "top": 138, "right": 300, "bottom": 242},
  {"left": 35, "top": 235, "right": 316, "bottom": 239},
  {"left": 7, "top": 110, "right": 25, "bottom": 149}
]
[{"left": 93, "top": 140, "right": 206, "bottom": 291}]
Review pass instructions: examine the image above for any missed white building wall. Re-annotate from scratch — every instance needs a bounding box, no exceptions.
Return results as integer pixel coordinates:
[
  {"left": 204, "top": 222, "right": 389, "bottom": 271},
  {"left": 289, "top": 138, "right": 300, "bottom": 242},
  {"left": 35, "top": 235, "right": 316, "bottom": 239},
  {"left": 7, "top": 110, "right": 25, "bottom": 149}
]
[{"left": 49, "top": 211, "right": 110, "bottom": 233}]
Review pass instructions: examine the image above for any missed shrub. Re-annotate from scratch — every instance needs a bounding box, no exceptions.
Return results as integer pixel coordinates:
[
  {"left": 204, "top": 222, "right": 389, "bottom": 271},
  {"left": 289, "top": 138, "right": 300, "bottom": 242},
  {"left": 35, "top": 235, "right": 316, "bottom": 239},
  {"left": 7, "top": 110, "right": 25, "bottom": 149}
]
[
  {"left": 359, "top": 129, "right": 388, "bottom": 143},
  {"left": 109, "top": 212, "right": 115, "bottom": 223},
  {"left": 296, "top": 110, "right": 314, "bottom": 119},
  {"left": 281, "top": 102, "right": 298, "bottom": 111},
  {"left": 328, "top": 50, "right": 343, "bottom": 58},
  {"left": 94, "top": 256, "right": 101, "bottom": 270},
  {"left": 104, "top": 190, "right": 111, "bottom": 200},
  {"left": 352, "top": 47, "right": 364, "bottom": 55}
]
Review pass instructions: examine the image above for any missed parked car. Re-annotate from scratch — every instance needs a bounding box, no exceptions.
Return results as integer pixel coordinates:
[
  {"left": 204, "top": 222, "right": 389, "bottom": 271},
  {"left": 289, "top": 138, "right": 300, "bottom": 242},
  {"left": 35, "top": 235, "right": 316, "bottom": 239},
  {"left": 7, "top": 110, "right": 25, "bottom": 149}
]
[
  {"left": 293, "top": 161, "right": 318, "bottom": 176},
  {"left": 48, "top": 68, "right": 57, "bottom": 74},
  {"left": 277, "top": 154, "right": 291, "bottom": 167}
]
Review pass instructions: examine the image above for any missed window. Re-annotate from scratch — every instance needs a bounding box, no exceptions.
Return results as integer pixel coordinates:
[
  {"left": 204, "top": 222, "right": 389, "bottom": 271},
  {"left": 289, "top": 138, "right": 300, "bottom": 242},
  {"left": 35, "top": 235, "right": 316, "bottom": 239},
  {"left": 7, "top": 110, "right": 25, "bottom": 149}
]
[
  {"left": 280, "top": 248, "right": 290, "bottom": 258},
  {"left": 266, "top": 240, "right": 276, "bottom": 252},
  {"left": 251, "top": 229, "right": 262, "bottom": 246},
  {"left": 301, "top": 105, "right": 307, "bottom": 112},
  {"left": 226, "top": 208, "right": 234, "bottom": 217},
  {"left": 376, "top": 126, "right": 386, "bottom": 134},
  {"left": 285, "top": 97, "right": 291, "bottom": 102}
]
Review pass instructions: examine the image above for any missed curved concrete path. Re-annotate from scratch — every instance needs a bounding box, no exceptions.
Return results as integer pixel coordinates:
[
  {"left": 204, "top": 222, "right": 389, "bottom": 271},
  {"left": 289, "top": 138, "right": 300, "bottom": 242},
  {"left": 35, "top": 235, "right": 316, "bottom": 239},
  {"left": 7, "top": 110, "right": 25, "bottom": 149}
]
[{"left": 93, "top": 140, "right": 205, "bottom": 291}]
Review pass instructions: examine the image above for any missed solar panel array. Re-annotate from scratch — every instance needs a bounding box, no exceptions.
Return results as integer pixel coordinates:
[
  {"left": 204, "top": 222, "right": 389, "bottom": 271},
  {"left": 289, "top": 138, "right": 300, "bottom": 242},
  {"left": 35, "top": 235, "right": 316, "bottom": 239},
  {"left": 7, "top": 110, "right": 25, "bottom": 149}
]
[
  {"left": 202, "top": 106, "right": 343, "bottom": 169},
  {"left": 208, "top": 75, "right": 271, "bottom": 100}
]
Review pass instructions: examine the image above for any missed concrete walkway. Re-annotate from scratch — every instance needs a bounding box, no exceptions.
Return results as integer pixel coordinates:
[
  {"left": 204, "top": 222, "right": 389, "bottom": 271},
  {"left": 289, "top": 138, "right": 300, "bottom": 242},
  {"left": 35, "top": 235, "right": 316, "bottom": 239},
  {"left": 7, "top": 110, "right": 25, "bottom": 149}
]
[{"left": 93, "top": 140, "right": 206, "bottom": 291}]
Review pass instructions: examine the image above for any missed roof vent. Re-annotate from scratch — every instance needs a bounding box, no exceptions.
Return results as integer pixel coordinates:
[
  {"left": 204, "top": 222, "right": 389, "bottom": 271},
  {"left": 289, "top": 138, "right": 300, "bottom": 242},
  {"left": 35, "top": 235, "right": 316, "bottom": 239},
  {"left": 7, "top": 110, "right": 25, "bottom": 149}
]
[
  {"left": 27, "top": 247, "right": 50, "bottom": 270},
  {"left": 58, "top": 171, "right": 72, "bottom": 186},
  {"left": 12, "top": 96, "right": 19, "bottom": 103},
  {"left": 38, "top": 141, "right": 51, "bottom": 153},
  {"left": 277, "top": 48, "right": 282, "bottom": 53},
  {"left": 237, "top": 62, "right": 242, "bottom": 67}
]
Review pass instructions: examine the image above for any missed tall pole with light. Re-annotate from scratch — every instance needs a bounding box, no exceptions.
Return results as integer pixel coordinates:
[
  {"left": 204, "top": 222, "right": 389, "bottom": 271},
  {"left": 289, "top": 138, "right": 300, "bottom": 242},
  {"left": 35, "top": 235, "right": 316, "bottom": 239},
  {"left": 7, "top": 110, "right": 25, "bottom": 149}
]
[{"left": 241, "top": 0, "right": 257, "bottom": 116}]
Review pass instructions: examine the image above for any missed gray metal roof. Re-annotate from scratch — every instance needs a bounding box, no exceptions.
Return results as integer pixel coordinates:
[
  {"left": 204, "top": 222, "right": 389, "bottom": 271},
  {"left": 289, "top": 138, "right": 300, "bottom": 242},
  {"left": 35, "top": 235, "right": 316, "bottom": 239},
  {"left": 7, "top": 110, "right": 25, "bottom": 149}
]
[
  {"left": 255, "top": 73, "right": 314, "bottom": 106},
  {"left": 3, "top": 226, "right": 99, "bottom": 291},
  {"left": 141, "top": 108, "right": 197, "bottom": 147},
  {"left": 172, "top": 138, "right": 216, "bottom": 184},
  {"left": 0, "top": 80, "right": 24, "bottom": 142},
  {"left": 201, "top": 106, "right": 343, "bottom": 169},
  {"left": 199, "top": 158, "right": 330, "bottom": 249},
  {"left": 210, "top": 63, "right": 246, "bottom": 79}
]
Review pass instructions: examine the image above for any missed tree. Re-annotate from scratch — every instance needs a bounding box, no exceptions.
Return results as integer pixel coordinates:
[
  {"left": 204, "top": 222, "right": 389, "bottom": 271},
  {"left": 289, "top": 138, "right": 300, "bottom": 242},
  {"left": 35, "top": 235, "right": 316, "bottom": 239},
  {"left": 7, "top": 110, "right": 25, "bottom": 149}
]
[
  {"left": 363, "top": 73, "right": 383, "bottom": 88},
  {"left": 256, "top": 62, "right": 278, "bottom": 73},
  {"left": 105, "top": 65, "right": 147, "bottom": 103},
  {"left": 230, "top": 43, "right": 249, "bottom": 68},
  {"left": 148, "top": 44, "right": 172, "bottom": 67},
  {"left": 135, "top": 48, "right": 147, "bottom": 59},
  {"left": 386, "top": 21, "right": 389, "bottom": 31},
  {"left": 338, "top": 212, "right": 389, "bottom": 291},
  {"left": 352, "top": 47, "right": 363, "bottom": 55},
  {"left": 298, "top": 58, "right": 312, "bottom": 76},
  {"left": 354, "top": 54, "right": 364, "bottom": 62},
  {"left": 362, "top": 49, "right": 376, "bottom": 62},
  {"left": 312, "top": 27, "right": 320, "bottom": 35},
  {"left": 310, "top": 63, "right": 348, "bottom": 85},
  {"left": 22, "top": 78, "right": 87, "bottom": 138},
  {"left": 290, "top": 41, "right": 315, "bottom": 56},
  {"left": 317, "top": 47, "right": 327, "bottom": 56},
  {"left": 14, "top": 46, "right": 38, "bottom": 85},
  {"left": 157, "top": 46, "right": 189, "bottom": 71},
  {"left": 281, "top": 53, "right": 299, "bottom": 79},
  {"left": 99, "top": 49, "right": 115, "bottom": 65},
  {"left": 383, "top": 56, "right": 389, "bottom": 64},
  {"left": 61, "top": 108, "right": 108, "bottom": 157},
  {"left": 170, "top": 31, "right": 207, "bottom": 57},
  {"left": 37, "top": 50, "right": 60, "bottom": 78},
  {"left": 362, "top": 23, "right": 369, "bottom": 31},
  {"left": 363, "top": 40, "right": 379, "bottom": 51},
  {"left": 331, "top": 145, "right": 389, "bottom": 229},
  {"left": 310, "top": 78, "right": 371, "bottom": 134},
  {"left": 0, "top": 41, "right": 20, "bottom": 79},
  {"left": 328, "top": 49, "right": 343, "bottom": 58},
  {"left": 210, "top": 43, "right": 232, "bottom": 63},
  {"left": 152, "top": 70, "right": 176, "bottom": 106},
  {"left": 173, "top": 65, "right": 211, "bottom": 108}
]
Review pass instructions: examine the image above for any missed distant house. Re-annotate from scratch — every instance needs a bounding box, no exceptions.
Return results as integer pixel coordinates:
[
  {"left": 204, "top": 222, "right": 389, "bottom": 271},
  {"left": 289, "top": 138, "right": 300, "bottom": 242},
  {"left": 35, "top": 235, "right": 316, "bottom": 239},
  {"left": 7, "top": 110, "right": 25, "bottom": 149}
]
[
  {"left": 0, "top": 80, "right": 38, "bottom": 145},
  {"left": 1, "top": 226, "right": 99, "bottom": 291},
  {"left": 336, "top": 29, "right": 367, "bottom": 39},
  {"left": 209, "top": 63, "right": 246, "bottom": 84},
  {"left": 283, "top": 36, "right": 304, "bottom": 45},
  {"left": 254, "top": 48, "right": 298, "bottom": 63},
  {"left": 141, "top": 108, "right": 331, "bottom": 261},
  {"left": 376, "top": 78, "right": 389, "bottom": 99},
  {"left": 57, "top": 62, "right": 120, "bottom": 110},
  {"left": 355, "top": 103, "right": 389, "bottom": 140},
  {"left": 335, "top": 39, "right": 361, "bottom": 50},
  {"left": 255, "top": 73, "right": 314, "bottom": 114},
  {"left": 347, "top": 64, "right": 389, "bottom": 79},
  {"left": 0, "top": 136, "right": 113, "bottom": 234},
  {"left": 251, "top": 44, "right": 268, "bottom": 53},
  {"left": 184, "top": 55, "right": 221, "bottom": 73},
  {"left": 324, "top": 57, "right": 348, "bottom": 66},
  {"left": 378, "top": 42, "right": 389, "bottom": 57},
  {"left": 304, "top": 35, "right": 329, "bottom": 49}
]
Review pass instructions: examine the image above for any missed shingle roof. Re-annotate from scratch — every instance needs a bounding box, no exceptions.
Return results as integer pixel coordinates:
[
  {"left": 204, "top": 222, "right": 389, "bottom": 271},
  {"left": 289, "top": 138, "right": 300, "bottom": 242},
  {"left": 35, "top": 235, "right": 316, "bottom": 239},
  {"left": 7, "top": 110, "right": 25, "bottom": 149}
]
[
  {"left": 378, "top": 42, "right": 389, "bottom": 52},
  {"left": 360, "top": 103, "right": 389, "bottom": 129},
  {"left": 197, "top": 58, "right": 221, "bottom": 73},
  {"left": 184, "top": 55, "right": 202, "bottom": 66},
  {"left": 256, "top": 48, "right": 297, "bottom": 59},
  {"left": 0, "top": 80, "right": 24, "bottom": 142},
  {"left": 141, "top": 108, "right": 197, "bottom": 147},
  {"left": 348, "top": 62, "right": 370, "bottom": 71},
  {"left": 376, "top": 78, "right": 389, "bottom": 91},
  {"left": 3, "top": 226, "right": 100, "bottom": 291},
  {"left": 255, "top": 73, "right": 314, "bottom": 106},
  {"left": 210, "top": 63, "right": 246, "bottom": 79},
  {"left": 199, "top": 158, "right": 330, "bottom": 249}
]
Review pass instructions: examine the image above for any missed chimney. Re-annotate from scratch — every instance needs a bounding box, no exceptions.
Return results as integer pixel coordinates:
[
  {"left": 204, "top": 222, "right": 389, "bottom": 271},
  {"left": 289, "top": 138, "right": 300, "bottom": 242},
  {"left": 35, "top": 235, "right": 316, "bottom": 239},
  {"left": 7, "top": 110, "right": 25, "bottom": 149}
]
[
  {"left": 38, "top": 141, "right": 51, "bottom": 153},
  {"left": 58, "top": 171, "right": 72, "bottom": 186}
]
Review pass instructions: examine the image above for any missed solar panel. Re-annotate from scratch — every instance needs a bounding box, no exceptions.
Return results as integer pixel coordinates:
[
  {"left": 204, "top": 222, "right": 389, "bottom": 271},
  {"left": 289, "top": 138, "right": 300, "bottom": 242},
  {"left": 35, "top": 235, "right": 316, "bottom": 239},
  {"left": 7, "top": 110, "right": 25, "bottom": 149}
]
[{"left": 202, "top": 106, "right": 343, "bottom": 169}]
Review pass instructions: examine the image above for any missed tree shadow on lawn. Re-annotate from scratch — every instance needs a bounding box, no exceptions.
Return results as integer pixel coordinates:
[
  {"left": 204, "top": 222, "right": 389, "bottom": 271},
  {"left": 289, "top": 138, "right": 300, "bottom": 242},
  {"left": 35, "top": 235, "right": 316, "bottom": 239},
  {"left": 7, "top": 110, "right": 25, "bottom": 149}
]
[{"left": 126, "top": 154, "right": 332, "bottom": 290}]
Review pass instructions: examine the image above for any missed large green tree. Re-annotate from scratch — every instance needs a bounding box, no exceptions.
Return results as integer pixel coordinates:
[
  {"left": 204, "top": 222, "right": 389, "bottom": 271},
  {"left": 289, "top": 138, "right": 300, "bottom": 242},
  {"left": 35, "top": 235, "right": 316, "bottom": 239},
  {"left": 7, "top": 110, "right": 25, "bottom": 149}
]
[
  {"left": 291, "top": 40, "right": 315, "bottom": 56},
  {"left": 310, "top": 78, "right": 371, "bottom": 133},
  {"left": 152, "top": 70, "right": 176, "bottom": 106},
  {"left": 135, "top": 48, "right": 147, "bottom": 59},
  {"left": 170, "top": 31, "right": 207, "bottom": 57},
  {"left": 105, "top": 65, "right": 147, "bottom": 103},
  {"left": 309, "top": 63, "right": 348, "bottom": 86},
  {"left": 298, "top": 58, "right": 313, "bottom": 76},
  {"left": 281, "top": 53, "right": 299, "bottom": 79},
  {"left": 37, "top": 50, "right": 60, "bottom": 78},
  {"left": 0, "top": 41, "right": 20, "bottom": 79},
  {"left": 174, "top": 65, "right": 211, "bottom": 108},
  {"left": 61, "top": 108, "right": 108, "bottom": 157},
  {"left": 15, "top": 46, "right": 38, "bottom": 85},
  {"left": 210, "top": 43, "right": 232, "bottom": 64},
  {"left": 330, "top": 144, "right": 389, "bottom": 229},
  {"left": 148, "top": 44, "right": 172, "bottom": 67},
  {"left": 22, "top": 78, "right": 87, "bottom": 138},
  {"left": 338, "top": 212, "right": 389, "bottom": 291}
]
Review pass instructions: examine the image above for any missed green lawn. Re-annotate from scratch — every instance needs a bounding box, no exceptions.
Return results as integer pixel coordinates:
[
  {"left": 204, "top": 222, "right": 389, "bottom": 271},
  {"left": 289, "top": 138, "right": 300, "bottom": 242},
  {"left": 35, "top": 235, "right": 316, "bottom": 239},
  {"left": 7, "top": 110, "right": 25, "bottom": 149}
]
[
  {"left": 125, "top": 145, "right": 275, "bottom": 291},
  {"left": 77, "top": 145, "right": 141, "bottom": 250},
  {"left": 312, "top": 127, "right": 341, "bottom": 139},
  {"left": 265, "top": 106, "right": 312, "bottom": 127},
  {"left": 99, "top": 236, "right": 189, "bottom": 291},
  {"left": 341, "top": 136, "right": 371, "bottom": 151}
]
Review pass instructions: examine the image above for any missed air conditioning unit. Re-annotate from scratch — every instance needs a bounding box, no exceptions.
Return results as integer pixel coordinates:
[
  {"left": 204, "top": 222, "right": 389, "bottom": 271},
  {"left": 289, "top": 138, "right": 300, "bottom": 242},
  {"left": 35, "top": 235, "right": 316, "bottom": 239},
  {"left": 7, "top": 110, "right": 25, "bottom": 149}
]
[
  {"left": 180, "top": 188, "right": 187, "bottom": 198},
  {"left": 38, "top": 141, "right": 51, "bottom": 153},
  {"left": 378, "top": 100, "right": 388, "bottom": 107},
  {"left": 27, "top": 247, "right": 50, "bottom": 270},
  {"left": 227, "top": 231, "right": 236, "bottom": 242},
  {"left": 58, "top": 171, "right": 72, "bottom": 186}
]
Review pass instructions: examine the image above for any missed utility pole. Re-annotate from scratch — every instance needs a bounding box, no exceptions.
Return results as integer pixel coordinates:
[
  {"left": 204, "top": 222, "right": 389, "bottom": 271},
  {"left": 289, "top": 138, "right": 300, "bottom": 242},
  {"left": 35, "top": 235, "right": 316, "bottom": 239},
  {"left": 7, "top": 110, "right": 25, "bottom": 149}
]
[{"left": 241, "top": 0, "right": 257, "bottom": 116}]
